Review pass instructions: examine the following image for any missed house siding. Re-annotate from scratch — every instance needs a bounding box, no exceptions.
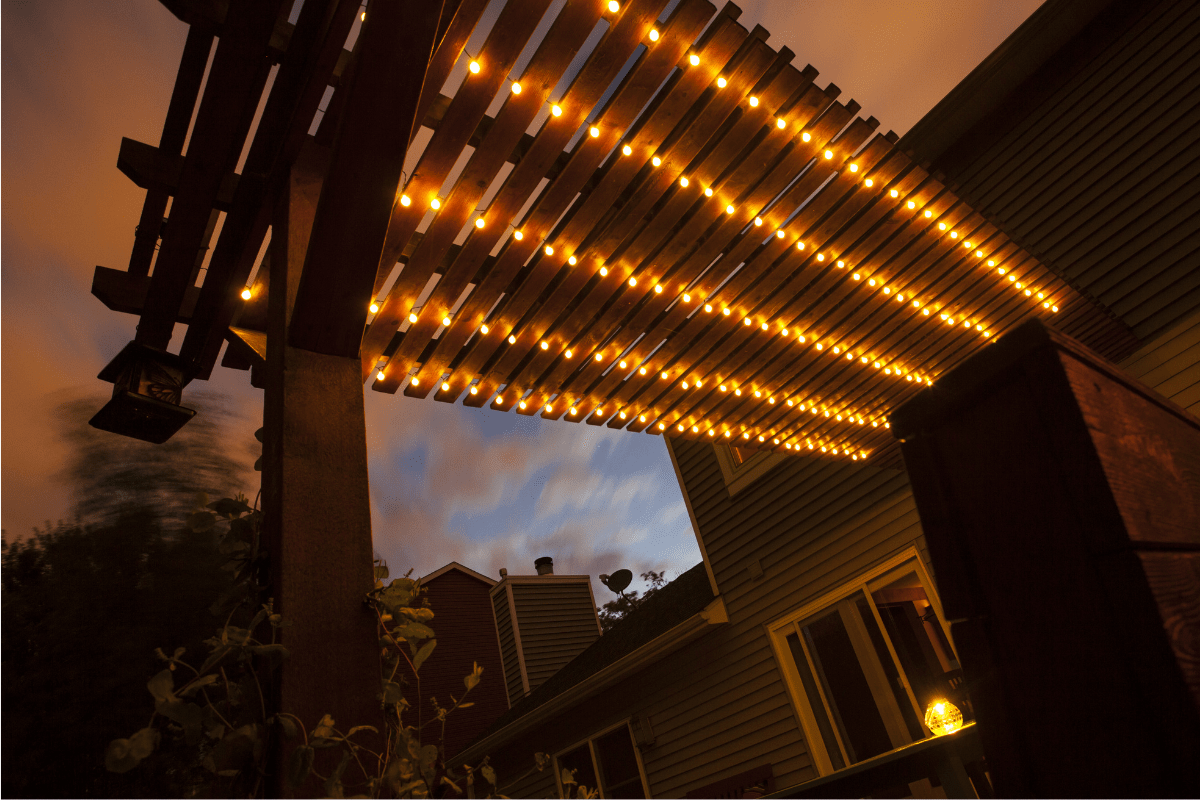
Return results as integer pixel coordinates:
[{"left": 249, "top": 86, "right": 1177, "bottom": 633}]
[
  {"left": 1119, "top": 308, "right": 1200, "bottom": 416},
  {"left": 416, "top": 570, "right": 509, "bottom": 759},
  {"left": 511, "top": 582, "right": 602, "bottom": 693},
  {"left": 492, "top": 589, "right": 525, "bottom": 708}
]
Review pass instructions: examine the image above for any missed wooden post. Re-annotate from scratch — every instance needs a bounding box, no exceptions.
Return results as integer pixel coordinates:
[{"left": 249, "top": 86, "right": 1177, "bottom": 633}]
[
  {"left": 262, "top": 142, "right": 382, "bottom": 795},
  {"left": 891, "top": 319, "right": 1200, "bottom": 797}
]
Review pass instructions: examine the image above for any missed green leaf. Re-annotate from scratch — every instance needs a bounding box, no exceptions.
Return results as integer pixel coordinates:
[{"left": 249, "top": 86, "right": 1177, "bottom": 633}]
[
  {"left": 412, "top": 639, "right": 437, "bottom": 672},
  {"left": 481, "top": 765, "right": 497, "bottom": 786},
  {"left": 276, "top": 715, "right": 299, "bottom": 739},
  {"left": 178, "top": 673, "right": 218, "bottom": 696},
  {"left": 204, "top": 725, "right": 257, "bottom": 774},
  {"left": 393, "top": 621, "right": 435, "bottom": 642},
  {"left": 105, "top": 738, "right": 141, "bottom": 774},
  {"left": 129, "top": 727, "right": 160, "bottom": 760},
  {"left": 374, "top": 563, "right": 390, "bottom": 581},
  {"left": 464, "top": 662, "right": 483, "bottom": 693},
  {"left": 199, "top": 644, "right": 232, "bottom": 675},
  {"left": 287, "top": 745, "right": 315, "bottom": 787},
  {"left": 561, "top": 767, "right": 577, "bottom": 786},
  {"left": 195, "top": 491, "right": 210, "bottom": 509},
  {"left": 147, "top": 669, "right": 175, "bottom": 703},
  {"left": 187, "top": 511, "right": 217, "bottom": 532},
  {"left": 346, "top": 725, "right": 378, "bottom": 738},
  {"left": 157, "top": 700, "right": 204, "bottom": 745},
  {"left": 312, "top": 714, "right": 336, "bottom": 740},
  {"left": 325, "top": 750, "right": 351, "bottom": 798},
  {"left": 458, "top": 701, "right": 475, "bottom": 708},
  {"left": 381, "top": 680, "right": 405, "bottom": 706}
]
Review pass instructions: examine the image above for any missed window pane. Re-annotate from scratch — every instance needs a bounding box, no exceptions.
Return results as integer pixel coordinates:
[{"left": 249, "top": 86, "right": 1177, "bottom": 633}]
[
  {"left": 871, "top": 570, "right": 972, "bottom": 723},
  {"left": 558, "top": 743, "right": 598, "bottom": 798},
  {"left": 594, "top": 726, "right": 645, "bottom": 799},
  {"left": 855, "top": 596, "right": 924, "bottom": 742},
  {"left": 786, "top": 632, "right": 845, "bottom": 770},
  {"left": 801, "top": 609, "right": 893, "bottom": 764}
]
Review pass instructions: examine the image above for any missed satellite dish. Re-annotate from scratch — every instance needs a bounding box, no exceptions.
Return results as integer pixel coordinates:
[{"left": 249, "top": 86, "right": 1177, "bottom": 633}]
[{"left": 601, "top": 569, "right": 633, "bottom": 595}]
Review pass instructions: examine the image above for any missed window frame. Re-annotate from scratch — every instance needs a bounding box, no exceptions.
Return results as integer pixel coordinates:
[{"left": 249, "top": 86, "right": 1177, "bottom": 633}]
[
  {"left": 767, "top": 547, "right": 958, "bottom": 776},
  {"left": 713, "top": 443, "right": 787, "bottom": 497},
  {"left": 552, "top": 718, "right": 651, "bottom": 799}
]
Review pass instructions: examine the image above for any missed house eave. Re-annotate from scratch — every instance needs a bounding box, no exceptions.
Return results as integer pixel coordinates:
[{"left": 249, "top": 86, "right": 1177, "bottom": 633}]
[{"left": 454, "top": 596, "right": 727, "bottom": 765}]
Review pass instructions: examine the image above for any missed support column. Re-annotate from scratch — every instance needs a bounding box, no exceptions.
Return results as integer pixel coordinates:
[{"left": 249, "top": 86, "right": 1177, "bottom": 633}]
[
  {"left": 262, "top": 142, "right": 381, "bottom": 795},
  {"left": 891, "top": 319, "right": 1200, "bottom": 797}
]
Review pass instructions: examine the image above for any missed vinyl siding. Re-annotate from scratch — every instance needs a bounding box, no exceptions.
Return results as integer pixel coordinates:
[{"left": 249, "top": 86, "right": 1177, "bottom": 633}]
[
  {"left": 1119, "top": 308, "right": 1200, "bottom": 416},
  {"left": 491, "top": 590, "right": 524, "bottom": 708},
  {"left": 512, "top": 582, "right": 601, "bottom": 692},
  {"left": 479, "top": 439, "right": 928, "bottom": 797},
  {"left": 417, "top": 570, "right": 509, "bottom": 759}
]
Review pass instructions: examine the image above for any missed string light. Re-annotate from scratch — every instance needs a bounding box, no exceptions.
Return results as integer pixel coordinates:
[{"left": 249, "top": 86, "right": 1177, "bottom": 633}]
[
  {"left": 607, "top": 0, "right": 619, "bottom": 11},
  {"left": 565, "top": 349, "right": 573, "bottom": 358},
  {"left": 680, "top": 176, "right": 689, "bottom": 188},
  {"left": 589, "top": 126, "right": 600, "bottom": 138},
  {"left": 544, "top": 245, "right": 554, "bottom": 256},
  {"left": 717, "top": 77, "right": 727, "bottom": 88},
  {"left": 400, "top": 194, "right": 411, "bottom": 207},
  {"left": 409, "top": 313, "right": 419, "bottom": 323},
  {"left": 704, "top": 187, "right": 714, "bottom": 197},
  {"left": 241, "top": 288, "right": 252, "bottom": 300},
  {"left": 802, "top": 132, "right": 811, "bottom": 142},
  {"left": 551, "top": 104, "right": 563, "bottom": 117},
  {"left": 689, "top": 54, "right": 700, "bottom": 66},
  {"left": 648, "top": 28, "right": 659, "bottom": 41},
  {"left": 475, "top": 218, "right": 485, "bottom": 228},
  {"left": 652, "top": 156, "right": 662, "bottom": 167},
  {"left": 480, "top": 324, "right": 489, "bottom": 334},
  {"left": 622, "top": 144, "right": 633, "bottom": 156},
  {"left": 511, "top": 82, "right": 522, "bottom": 94},
  {"left": 513, "top": 230, "right": 523, "bottom": 240},
  {"left": 430, "top": 197, "right": 441, "bottom": 210},
  {"left": 748, "top": 96, "right": 759, "bottom": 107},
  {"left": 441, "top": 315, "right": 452, "bottom": 326},
  {"left": 508, "top": 335, "right": 516, "bottom": 344},
  {"left": 568, "top": 255, "right": 577, "bottom": 265},
  {"left": 469, "top": 60, "right": 481, "bottom": 74}
]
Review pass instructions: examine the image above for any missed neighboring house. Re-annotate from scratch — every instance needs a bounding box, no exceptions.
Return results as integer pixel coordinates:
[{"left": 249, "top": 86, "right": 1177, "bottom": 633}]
[
  {"left": 412, "top": 562, "right": 510, "bottom": 759},
  {"left": 454, "top": 0, "right": 1199, "bottom": 796}
]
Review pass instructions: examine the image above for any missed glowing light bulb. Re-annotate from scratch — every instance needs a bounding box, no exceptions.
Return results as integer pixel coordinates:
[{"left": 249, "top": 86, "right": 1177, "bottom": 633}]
[
  {"left": 837, "top": 260, "right": 845, "bottom": 268},
  {"left": 431, "top": 197, "right": 441, "bottom": 210},
  {"left": 704, "top": 304, "right": 712, "bottom": 312},
  {"left": 652, "top": 155, "right": 662, "bottom": 167},
  {"left": 754, "top": 217, "right": 763, "bottom": 226},
  {"left": 544, "top": 245, "right": 554, "bottom": 256},
  {"left": 776, "top": 230, "right": 785, "bottom": 239},
  {"left": 683, "top": 293, "right": 691, "bottom": 302},
  {"left": 704, "top": 187, "right": 714, "bottom": 197},
  {"left": 748, "top": 96, "right": 759, "bottom": 107},
  {"left": 639, "top": 414, "right": 646, "bottom": 422},
  {"left": 480, "top": 324, "right": 490, "bottom": 334},
  {"left": 589, "top": 126, "right": 600, "bottom": 138},
  {"left": 639, "top": 367, "right": 646, "bottom": 374},
  {"left": 864, "top": 178, "right": 874, "bottom": 187},
  {"left": 622, "top": 144, "right": 632, "bottom": 156},
  {"left": 743, "top": 318, "right": 751, "bottom": 326},
  {"left": 849, "top": 163, "right": 859, "bottom": 173},
  {"left": 689, "top": 54, "right": 700, "bottom": 66},
  {"left": 376, "top": 370, "right": 386, "bottom": 381},
  {"left": 662, "top": 371, "right": 669, "bottom": 379},
  {"left": 681, "top": 381, "right": 689, "bottom": 389},
  {"left": 566, "top": 256, "right": 577, "bottom": 266},
  {"left": 722, "top": 308, "right": 731, "bottom": 316},
  {"left": 776, "top": 118, "right": 786, "bottom": 129},
  {"left": 551, "top": 104, "right": 562, "bottom": 117},
  {"left": 889, "top": 189, "right": 899, "bottom": 198},
  {"left": 619, "top": 411, "right": 626, "bottom": 419},
  {"left": 735, "top": 388, "right": 742, "bottom": 396},
  {"left": 411, "top": 377, "right": 420, "bottom": 387},
  {"left": 726, "top": 204, "right": 735, "bottom": 214},
  {"left": 680, "top": 176, "right": 689, "bottom": 188},
  {"left": 475, "top": 217, "right": 486, "bottom": 229},
  {"left": 802, "top": 131, "right": 812, "bottom": 142},
  {"left": 817, "top": 253, "right": 825, "bottom": 262},
  {"left": 599, "top": 266, "right": 608, "bottom": 276},
  {"left": 824, "top": 149, "right": 834, "bottom": 159},
  {"left": 241, "top": 288, "right": 252, "bottom": 300},
  {"left": 608, "top": 0, "right": 619, "bottom": 10},
  {"left": 717, "top": 76, "right": 727, "bottom": 88},
  {"left": 654, "top": 284, "right": 663, "bottom": 294},
  {"left": 658, "top": 423, "right": 665, "bottom": 430},
  {"left": 619, "top": 360, "right": 627, "bottom": 369},
  {"left": 513, "top": 230, "right": 524, "bottom": 241},
  {"left": 442, "top": 381, "right": 451, "bottom": 391},
  {"left": 540, "top": 341, "right": 549, "bottom": 350},
  {"left": 907, "top": 200, "right": 916, "bottom": 209},
  {"left": 797, "top": 241, "right": 805, "bottom": 250},
  {"left": 565, "top": 349, "right": 573, "bottom": 359},
  {"left": 853, "top": 272, "right": 861, "bottom": 280},
  {"left": 409, "top": 313, "right": 419, "bottom": 323},
  {"left": 939, "top": 222, "right": 947, "bottom": 230},
  {"left": 469, "top": 60, "right": 481, "bottom": 74},
  {"left": 693, "top": 425, "right": 699, "bottom": 433},
  {"left": 519, "top": 400, "right": 527, "bottom": 409},
  {"left": 648, "top": 28, "right": 659, "bottom": 41},
  {"left": 950, "top": 231, "right": 958, "bottom": 239},
  {"left": 595, "top": 353, "right": 604, "bottom": 361},
  {"left": 761, "top": 322, "right": 768, "bottom": 330},
  {"left": 628, "top": 277, "right": 637, "bottom": 287},
  {"left": 400, "top": 194, "right": 412, "bottom": 207},
  {"left": 442, "top": 315, "right": 452, "bottom": 326},
  {"left": 924, "top": 209, "right": 932, "bottom": 218}
]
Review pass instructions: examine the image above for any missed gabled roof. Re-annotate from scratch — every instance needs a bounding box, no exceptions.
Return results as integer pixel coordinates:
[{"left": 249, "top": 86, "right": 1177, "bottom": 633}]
[
  {"left": 468, "top": 562, "right": 714, "bottom": 747},
  {"left": 420, "top": 561, "right": 497, "bottom": 587}
]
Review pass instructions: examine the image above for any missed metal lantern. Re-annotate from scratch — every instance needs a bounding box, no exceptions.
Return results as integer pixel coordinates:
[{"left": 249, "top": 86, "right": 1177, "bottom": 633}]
[
  {"left": 89, "top": 341, "right": 196, "bottom": 443},
  {"left": 925, "top": 699, "right": 964, "bottom": 736}
]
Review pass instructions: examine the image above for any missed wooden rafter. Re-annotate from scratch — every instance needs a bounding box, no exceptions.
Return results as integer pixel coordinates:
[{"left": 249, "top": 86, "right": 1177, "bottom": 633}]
[{"left": 99, "top": 0, "right": 1139, "bottom": 465}]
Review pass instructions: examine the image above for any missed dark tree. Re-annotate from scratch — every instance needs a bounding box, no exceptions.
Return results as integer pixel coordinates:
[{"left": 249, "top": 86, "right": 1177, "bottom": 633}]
[
  {"left": 597, "top": 570, "right": 668, "bottom": 633},
  {"left": 1, "top": 390, "right": 255, "bottom": 798}
]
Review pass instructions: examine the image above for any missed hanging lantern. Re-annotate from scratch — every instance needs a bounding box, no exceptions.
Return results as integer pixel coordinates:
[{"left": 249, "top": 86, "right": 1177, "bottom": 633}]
[
  {"left": 89, "top": 341, "right": 196, "bottom": 443},
  {"left": 924, "top": 699, "right": 964, "bottom": 736}
]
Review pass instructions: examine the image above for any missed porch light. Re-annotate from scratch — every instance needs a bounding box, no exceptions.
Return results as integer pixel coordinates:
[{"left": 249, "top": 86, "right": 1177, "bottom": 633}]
[{"left": 925, "top": 700, "right": 963, "bottom": 736}]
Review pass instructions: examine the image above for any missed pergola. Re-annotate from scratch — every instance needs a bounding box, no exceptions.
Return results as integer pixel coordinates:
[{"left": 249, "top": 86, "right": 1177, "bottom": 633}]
[
  {"left": 94, "top": 0, "right": 1132, "bottom": 464},
  {"left": 88, "top": 0, "right": 1165, "bottom": 793}
]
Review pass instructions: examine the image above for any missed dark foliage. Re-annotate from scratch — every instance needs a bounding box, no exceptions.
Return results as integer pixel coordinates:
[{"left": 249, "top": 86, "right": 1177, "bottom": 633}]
[
  {"left": 1, "top": 391, "right": 253, "bottom": 798},
  {"left": 596, "top": 570, "right": 668, "bottom": 633}
]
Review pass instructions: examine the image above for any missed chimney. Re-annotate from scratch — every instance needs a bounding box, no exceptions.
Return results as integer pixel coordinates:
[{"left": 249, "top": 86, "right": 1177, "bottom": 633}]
[{"left": 534, "top": 556, "right": 554, "bottom": 575}]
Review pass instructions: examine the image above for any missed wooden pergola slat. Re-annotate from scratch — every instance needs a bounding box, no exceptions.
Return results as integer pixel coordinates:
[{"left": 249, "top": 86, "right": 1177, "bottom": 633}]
[{"left": 98, "top": 0, "right": 1143, "bottom": 468}]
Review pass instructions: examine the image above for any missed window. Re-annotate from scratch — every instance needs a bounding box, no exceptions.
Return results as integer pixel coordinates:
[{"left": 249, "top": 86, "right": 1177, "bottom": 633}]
[
  {"left": 554, "top": 722, "right": 649, "bottom": 799},
  {"left": 769, "top": 550, "right": 972, "bottom": 775}
]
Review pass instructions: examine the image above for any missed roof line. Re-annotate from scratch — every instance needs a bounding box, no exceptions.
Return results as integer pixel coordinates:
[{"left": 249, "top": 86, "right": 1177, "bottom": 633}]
[
  {"left": 453, "top": 596, "right": 728, "bottom": 766},
  {"left": 420, "top": 561, "right": 497, "bottom": 586}
]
